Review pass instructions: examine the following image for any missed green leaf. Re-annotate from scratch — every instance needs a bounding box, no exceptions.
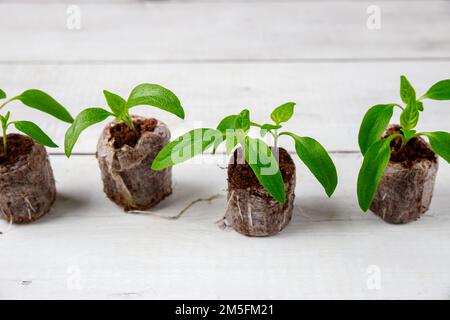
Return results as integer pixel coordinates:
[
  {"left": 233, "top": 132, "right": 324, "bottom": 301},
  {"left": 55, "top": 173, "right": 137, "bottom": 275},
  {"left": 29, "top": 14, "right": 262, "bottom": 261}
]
[
  {"left": 270, "top": 102, "right": 295, "bottom": 124},
  {"left": 213, "top": 115, "right": 235, "bottom": 154},
  {"left": 421, "top": 79, "right": 450, "bottom": 100},
  {"left": 217, "top": 115, "right": 237, "bottom": 134},
  {"left": 285, "top": 133, "right": 337, "bottom": 197},
  {"left": 216, "top": 115, "right": 240, "bottom": 154},
  {"left": 417, "top": 101, "right": 424, "bottom": 111},
  {"left": 225, "top": 134, "right": 239, "bottom": 155},
  {"left": 357, "top": 136, "right": 399, "bottom": 212},
  {"left": 127, "top": 83, "right": 184, "bottom": 119},
  {"left": 260, "top": 123, "right": 282, "bottom": 131},
  {"left": 401, "top": 129, "right": 417, "bottom": 143},
  {"left": 244, "top": 137, "right": 285, "bottom": 203},
  {"left": 0, "top": 111, "right": 10, "bottom": 128},
  {"left": 103, "top": 90, "right": 127, "bottom": 117},
  {"left": 3, "top": 111, "right": 10, "bottom": 123},
  {"left": 259, "top": 123, "right": 282, "bottom": 137},
  {"left": 15, "top": 89, "right": 73, "bottom": 123},
  {"left": 400, "top": 96, "right": 419, "bottom": 130},
  {"left": 421, "top": 131, "right": 450, "bottom": 163},
  {"left": 152, "top": 128, "right": 221, "bottom": 170},
  {"left": 0, "top": 89, "right": 6, "bottom": 100},
  {"left": 234, "top": 109, "right": 250, "bottom": 132},
  {"left": 400, "top": 75, "right": 416, "bottom": 104},
  {"left": 13, "top": 121, "right": 58, "bottom": 148},
  {"left": 358, "top": 104, "right": 395, "bottom": 155},
  {"left": 64, "top": 108, "right": 112, "bottom": 157}
]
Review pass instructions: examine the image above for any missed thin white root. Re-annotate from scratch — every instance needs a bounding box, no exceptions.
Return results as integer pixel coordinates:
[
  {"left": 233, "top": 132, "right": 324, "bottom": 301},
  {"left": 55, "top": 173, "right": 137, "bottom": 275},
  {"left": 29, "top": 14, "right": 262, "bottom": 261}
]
[
  {"left": 224, "top": 190, "right": 235, "bottom": 214},
  {"left": 215, "top": 217, "right": 229, "bottom": 230},
  {"left": 0, "top": 212, "right": 13, "bottom": 235},
  {"left": 296, "top": 205, "right": 310, "bottom": 219},
  {"left": 236, "top": 195, "right": 243, "bottom": 221},
  {"left": 247, "top": 202, "right": 253, "bottom": 227},
  {"left": 129, "top": 194, "right": 221, "bottom": 220},
  {"left": 24, "top": 197, "right": 36, "bottom": 213},
  {"left": 216, "top": 190, "right": 235, "bottom": 230}
]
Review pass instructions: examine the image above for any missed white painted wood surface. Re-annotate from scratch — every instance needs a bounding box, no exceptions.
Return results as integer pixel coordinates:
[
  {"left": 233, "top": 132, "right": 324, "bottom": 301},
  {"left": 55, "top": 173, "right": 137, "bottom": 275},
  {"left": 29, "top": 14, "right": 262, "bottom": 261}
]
[
  {"left": 1, "top": 62, "right": 450, "bottom": 153},
  {"left": 0, "top": 154, "right": 449, "bottom": 299},
  {"left": 0, "top": 1, "right": 449, "bottom": 61},
  {"left": 0, "top": 0, "right": 449, "bottom": 299}
]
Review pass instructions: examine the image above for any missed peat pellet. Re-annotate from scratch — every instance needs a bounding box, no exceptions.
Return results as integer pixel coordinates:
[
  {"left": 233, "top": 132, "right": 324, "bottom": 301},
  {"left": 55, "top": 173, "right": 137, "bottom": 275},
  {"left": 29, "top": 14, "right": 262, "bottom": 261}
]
[
  {"left": 0, "top": 134, "right": 56, "bottom": 224},
  {"left": 96, "top": 116, "right": 172, "bottom": 211},
  {"left": 370, "top": 125, "right": 438, "bottom": 224},
  {"left": 225, "top": 147, "right": 296, "bottom": 237}
]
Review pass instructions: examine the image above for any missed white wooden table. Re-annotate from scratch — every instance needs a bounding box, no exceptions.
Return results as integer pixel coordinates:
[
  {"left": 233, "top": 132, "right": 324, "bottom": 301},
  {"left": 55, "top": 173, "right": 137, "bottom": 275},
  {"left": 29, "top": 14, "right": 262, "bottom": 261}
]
[{"left": 0, "top": 0, "right": 449, "bottom": 299}]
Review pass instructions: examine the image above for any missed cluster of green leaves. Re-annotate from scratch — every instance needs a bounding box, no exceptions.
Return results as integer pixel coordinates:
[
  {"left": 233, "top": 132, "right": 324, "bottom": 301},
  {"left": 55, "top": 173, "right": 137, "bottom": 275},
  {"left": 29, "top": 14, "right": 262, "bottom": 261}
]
[
  {"left": 64, "top": 84, "right": 184, "bottom": 157},
  {"left": 152, "top": 102, "right": 338, "bottom": 203},
  {"left": 0, "top": 88, "right": 73, "bottom": 158},
  {"left": 357, "top": 76, "right": 450, "bottom": 211}
]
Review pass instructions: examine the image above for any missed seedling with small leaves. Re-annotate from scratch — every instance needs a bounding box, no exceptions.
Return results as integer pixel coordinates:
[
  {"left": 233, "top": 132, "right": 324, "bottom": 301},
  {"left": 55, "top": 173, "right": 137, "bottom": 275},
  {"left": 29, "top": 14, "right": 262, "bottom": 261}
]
[
  {"left": 64, "top": 84, "right": 184, "bottom": 157},
  {"left": 0, "top": 88, "right": 73, "bottom": 159},
  {"left": 152, "top": 102, "right": 338, "bottom": 203},
  {"left": 357, "top": 76, "right": 450, "bottom": 211}
]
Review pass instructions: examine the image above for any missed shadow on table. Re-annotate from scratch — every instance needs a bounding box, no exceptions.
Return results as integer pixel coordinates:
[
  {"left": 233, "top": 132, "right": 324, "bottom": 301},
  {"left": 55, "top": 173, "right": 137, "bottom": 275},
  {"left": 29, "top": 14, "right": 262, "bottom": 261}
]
[
  {"left": 276, "top": 195, "right": 374, "bottom": 237},
  {"left": 36, "top": 192, "right": 89, "bottom": 224}
]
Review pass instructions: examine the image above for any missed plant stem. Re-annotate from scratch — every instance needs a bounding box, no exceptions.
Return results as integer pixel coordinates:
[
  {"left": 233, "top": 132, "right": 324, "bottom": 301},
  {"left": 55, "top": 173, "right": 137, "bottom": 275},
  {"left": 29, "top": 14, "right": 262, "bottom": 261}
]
[
  {"left": 1, "top": 122, "right": 7, "bottom": 159},
  {"left": 0, "top": 97, "right": 15, "bottom": 111},
  {"left": 124, "top": 113, "right": 138, "bottom": 134},
  {"left": 273, "top": 129, "right": 279, "bottom": 162},
  {"left": 273, "top": 129, "right": 279, "bottom": 151},
  {"left": 393, "top": 104, "right": 405, "bottom": 111}
]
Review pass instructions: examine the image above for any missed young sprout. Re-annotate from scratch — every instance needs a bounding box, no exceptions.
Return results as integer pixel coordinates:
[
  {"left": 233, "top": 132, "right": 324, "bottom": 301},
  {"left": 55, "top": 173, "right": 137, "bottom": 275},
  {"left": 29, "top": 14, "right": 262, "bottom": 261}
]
[
  {"left": 152, "top": 102, "right": 338, "bottom": 203},
  {"left": 0, "top": 88, "right": 73, "bottom": 158},
  {"left": 64, "top": 84, "right": 184, "bottom": 157},
  {"left": 357, "top": 76, "right": 450, "bottom": 211}
]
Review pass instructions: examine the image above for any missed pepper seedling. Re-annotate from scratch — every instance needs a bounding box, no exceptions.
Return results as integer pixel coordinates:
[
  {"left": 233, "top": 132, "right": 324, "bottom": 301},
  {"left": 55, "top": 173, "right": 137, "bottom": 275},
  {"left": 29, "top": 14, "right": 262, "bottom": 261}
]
[
  {"left": 0, "top": 88, "right": 73, "bottom": 158},
  {"left": 357, "top": 76, "right": 450, "bottom": 211},
  {"left": 64, "top": 83, "right": 184, "bottom": 157},
  {"left": 152, "top": 102, "right": 338, "bottom": 203}
]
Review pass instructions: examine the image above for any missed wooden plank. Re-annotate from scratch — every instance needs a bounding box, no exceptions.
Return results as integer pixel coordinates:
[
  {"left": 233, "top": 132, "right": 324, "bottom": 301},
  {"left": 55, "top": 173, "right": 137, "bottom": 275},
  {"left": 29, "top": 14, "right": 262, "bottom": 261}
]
[
  {"left": 0, "top": 1, "right": 449, "bottom": 61},
  {"left": 0, "top": 154, "right": 449, "bottom": 299},
  {"left": 1, "top": 61, "right": 449, "bottom": 153}
]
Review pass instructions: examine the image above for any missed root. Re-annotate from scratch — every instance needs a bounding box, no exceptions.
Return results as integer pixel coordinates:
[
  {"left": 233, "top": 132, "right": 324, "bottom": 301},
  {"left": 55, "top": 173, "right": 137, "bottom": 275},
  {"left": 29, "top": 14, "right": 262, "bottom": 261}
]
[
  {"left": 24, "top": 197, "right": 36, "bottom": 213},
  {"left": 236, "top": 195, "right": 244, "bottom": 221},
  {"left": 174, "top": 194, "right": 221, "bottom": 220},
  {"left": 0, "top": 211, "right": 13, "bottom": 235},
  {"left": 247, "top": 201, "right": 253, "bottom": 227},
  {"left": 296, "top": 205, "right": 310, "bottom": 219},
  {"left": 215, "top": 217, "right": 229, "bottom": 230},
  {"left": 216, "top": 190, "right": 235, "bottom": 230},
  {"left": 129, "top": 194, "right": 221, "bottom": 220}
]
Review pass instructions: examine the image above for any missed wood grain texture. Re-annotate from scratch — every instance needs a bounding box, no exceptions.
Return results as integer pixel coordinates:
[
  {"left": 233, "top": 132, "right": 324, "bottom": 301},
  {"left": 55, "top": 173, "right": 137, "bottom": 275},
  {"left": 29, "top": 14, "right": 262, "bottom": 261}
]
[
  {"left": 1, "top": 0, "right": 449, "bottom": 300},
  {"left": 1, "top": 62, "right": 449, "bottom": 153},
  {"left": 0, "top": 154, "right": 449, "bottom": 299},
  {"left": 0, "top": 1, "right": 449, "bottom": 61}
]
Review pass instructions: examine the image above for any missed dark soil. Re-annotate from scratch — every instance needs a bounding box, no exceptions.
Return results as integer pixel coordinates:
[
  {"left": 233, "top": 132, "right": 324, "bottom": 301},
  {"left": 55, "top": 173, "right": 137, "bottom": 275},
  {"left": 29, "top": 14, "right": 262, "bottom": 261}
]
[
  {"left": 0, "top": 134, "right": 34, "bottom": 167},
  {"left": 228, "top": 147, "right": 295, "bottom": 190},
  {"left": 109, "top": 118, "right": 158, "bottom": 149},
  {"left": 384, "top": 125, "right": 436, "bottom": 168}
]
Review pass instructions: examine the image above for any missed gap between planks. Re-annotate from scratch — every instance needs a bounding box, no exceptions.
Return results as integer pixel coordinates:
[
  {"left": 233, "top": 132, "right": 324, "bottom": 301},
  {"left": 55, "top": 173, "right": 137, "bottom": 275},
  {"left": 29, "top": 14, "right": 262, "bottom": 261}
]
[
  {"left": 1, "top": 58, "right": 450, "bottom": 64},
  {"left": 48, "top": 150, "right": 360, "bottom": 156}
]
